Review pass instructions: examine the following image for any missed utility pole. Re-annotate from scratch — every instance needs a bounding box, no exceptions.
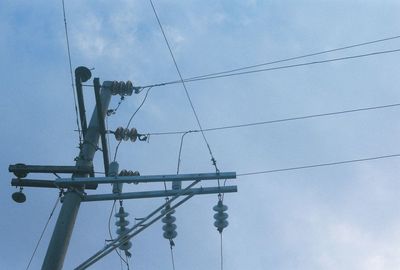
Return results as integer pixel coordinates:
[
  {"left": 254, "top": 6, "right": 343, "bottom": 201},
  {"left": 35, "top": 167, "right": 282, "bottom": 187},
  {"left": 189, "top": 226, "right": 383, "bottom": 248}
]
[
  {"left": 9, "top": 66, "right": 237, "bottom": 269},
  {"left": 42, "top": 67, "right": 113, "bottom": 270}
]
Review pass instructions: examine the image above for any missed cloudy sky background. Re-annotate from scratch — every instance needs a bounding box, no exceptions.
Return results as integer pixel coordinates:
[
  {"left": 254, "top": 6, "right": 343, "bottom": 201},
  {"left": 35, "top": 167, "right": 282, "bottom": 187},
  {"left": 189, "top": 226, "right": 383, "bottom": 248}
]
[{"left": 2, "top": 0, "right": 400, "bottom": 269}]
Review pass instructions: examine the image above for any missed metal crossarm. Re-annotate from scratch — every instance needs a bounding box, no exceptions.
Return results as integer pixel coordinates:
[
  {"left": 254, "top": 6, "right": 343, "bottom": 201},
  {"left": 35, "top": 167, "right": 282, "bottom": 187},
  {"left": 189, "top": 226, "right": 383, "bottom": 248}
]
[
  {"left": 55, "top": 171, "right": 236, "bottom": 186},
  {"left": 83, "top": 186, "right": 237, "bottom": 202}
]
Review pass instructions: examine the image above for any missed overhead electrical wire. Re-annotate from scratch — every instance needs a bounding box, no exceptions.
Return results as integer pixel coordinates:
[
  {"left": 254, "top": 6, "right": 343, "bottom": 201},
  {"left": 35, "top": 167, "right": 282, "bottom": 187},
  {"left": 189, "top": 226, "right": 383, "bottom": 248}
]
[
  {"left": 179, "top": 34, "right": 400, "bottom": 82},
  {"left": 148, "top": 3, "right": 220, "bottom": 270},
  {"left": 237, "top": 153, "right": 400, "bottom": 176},
  {"left": 149, "top": 0, "right": 219, "bottom": 171},
  {"left": 170, "top": 245, "right": 176, "bottom": 270},
  {"left": 94, "top": 152, "right": 400, "bottom": 180},
  {"left": 146, "top": 102, "right": 400, "bottom": 136},
  {"left": 61, "top": 0, "right": 82, "bottom": 145},
  {"left": 139, "top": 47, "right": 400, "bottom": 89},
  {"left": 113, "top": 87, "right": 152, "bottom": 162},
  {"left": 220, "top": 233, "right": 224, "bottom": 270},
  {"left": 176, "top": 131, "right": 192, "bottom": 174},
  {"left": 26, "top": 195, "right": 60, "bottom": 270}
]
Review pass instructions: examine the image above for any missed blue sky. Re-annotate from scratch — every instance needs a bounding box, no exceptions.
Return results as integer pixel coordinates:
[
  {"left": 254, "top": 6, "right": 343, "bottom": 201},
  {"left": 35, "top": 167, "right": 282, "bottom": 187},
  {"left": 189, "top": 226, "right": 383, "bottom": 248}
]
[{"left": 2, "top": 1, "right": 400, "bottom": 269}]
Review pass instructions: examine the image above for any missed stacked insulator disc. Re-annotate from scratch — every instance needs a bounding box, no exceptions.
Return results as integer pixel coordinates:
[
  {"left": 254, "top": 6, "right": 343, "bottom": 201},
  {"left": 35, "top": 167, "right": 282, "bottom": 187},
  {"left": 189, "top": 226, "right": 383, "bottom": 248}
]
[
  {"left": 119, "top": 170, "right": 140, "bottom": 177},
  {"left": 115, "top": 206, "right": 132, "bottom": 254},
  {"left": 161, "top": 204, "right": 177, "bottom": 240},
  {"left": 110, "top": 80, "right": 134, "bottom": 96},
  {"left": 114, "top": 127, "right": 138, "bottom": 142},
  {"left": 213, "top": 200, "right": 228, "bottom": 233}
]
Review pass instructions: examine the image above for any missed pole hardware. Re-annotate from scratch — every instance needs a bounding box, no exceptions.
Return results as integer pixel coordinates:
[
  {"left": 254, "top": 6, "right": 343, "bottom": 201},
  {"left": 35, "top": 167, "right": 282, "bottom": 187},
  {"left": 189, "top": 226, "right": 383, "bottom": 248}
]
[
  {"left": 42, "top": 72, "right": 115, "bottom": 270},
  {"left": 11, "top": 178, "right": 98, "bottom": 190},
  {"left": 56, "top": 171, "right": 236, "bottom": 186},
  {"left": 9, "top": 164, "right": 95, "bottom": 203},
  {"left": 75, "top": 180, "right": 201, "bottom": 269},
  {"left": 75, "top": 66, "right": 92, "bottom": 138},
  {"left": 12, "top": 187, "right": 26, "bottom": 203},
  {"left": 8, "top": 164, "right": 94, "bottom": 178},
  {"left": 8, "top": 66, "right": 239, "bottom": 269},
  {"left": 82, "top": 185, "right": 237, "bottom": 202},
  {"left": 94, "top": 78, "right": 110, "bottom": 176}
]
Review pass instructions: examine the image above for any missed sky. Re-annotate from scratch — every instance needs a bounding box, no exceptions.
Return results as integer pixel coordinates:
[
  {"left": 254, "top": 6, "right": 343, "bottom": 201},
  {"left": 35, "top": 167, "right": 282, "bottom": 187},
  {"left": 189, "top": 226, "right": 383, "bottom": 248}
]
[{"left": 2, "top": 0, "right": 400, "bottom": 269}]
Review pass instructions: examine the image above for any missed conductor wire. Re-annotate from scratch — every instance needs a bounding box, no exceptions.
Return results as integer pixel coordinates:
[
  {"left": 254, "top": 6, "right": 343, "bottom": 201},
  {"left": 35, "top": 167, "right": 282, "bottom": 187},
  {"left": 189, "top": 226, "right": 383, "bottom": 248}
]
[
  {"left": 176, "top": 131, "right": 194, "bottom": 175},
  {"left": 140, "top": 48, "right": 400, "bottom": 88},
  {"left": 61, "top": 0, "right": 82, "bottom": 146},
  {"left": 113, "top": 87, "right": 152, "bottom": 162},
  {"left": 149, "top": 0, "right": 219, "bottom": 172},
  {"left": 220, "top": 233, "right": 224, "bottom": 270},
  {"left": 170, "top": 244, "right": 176, "bottom": 270},
  {"left": 26, "top": 194, "right": 60, "bottom": 270},
  {"left": 170, "top": 34, "right": 400, "bottom": 82},
  {"left": 146, "top": 102, "right": 400, "bottom": 136},
  {"left": 237, "top": 153, "right": 400, "bottom": 176}
]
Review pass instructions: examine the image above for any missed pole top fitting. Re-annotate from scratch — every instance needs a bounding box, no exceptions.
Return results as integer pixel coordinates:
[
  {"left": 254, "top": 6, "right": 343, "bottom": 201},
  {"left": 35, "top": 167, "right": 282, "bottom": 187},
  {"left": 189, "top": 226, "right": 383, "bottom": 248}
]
[{"left": 75, "top": 66, "right": 92, "bottom": 83}]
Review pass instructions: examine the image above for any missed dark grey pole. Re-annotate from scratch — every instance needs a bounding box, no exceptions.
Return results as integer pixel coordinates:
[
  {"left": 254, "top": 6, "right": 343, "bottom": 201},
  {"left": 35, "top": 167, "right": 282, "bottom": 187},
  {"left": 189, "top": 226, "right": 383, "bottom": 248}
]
[{"left": 42, "top": 81, "right": 112, "bottom": 270}]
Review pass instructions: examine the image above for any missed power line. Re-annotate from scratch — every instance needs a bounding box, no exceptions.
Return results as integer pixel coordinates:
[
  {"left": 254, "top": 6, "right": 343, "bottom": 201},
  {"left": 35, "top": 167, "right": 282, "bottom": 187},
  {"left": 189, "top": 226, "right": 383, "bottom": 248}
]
[
  {"left": 26, "top": 195, "right": 60, "bottom": 270},
  {"left": 140, "top": 48, "right": 400, "bottom": 88},
  {"left": 149, "top": 0, "right": 219, "bottom": 171},
  {"left": 181, "top": 34, "right": 400, "bottom": 82},
  {"left": 61, "top": 0, "right": 82, "bottom": 146},
  {"left": 176, "top": 131, "right": 192, "bottom": 174},
  {"left": 170, "top": 245, "right": 176, "bottom": 270},
  {"left": 94, "top": 153, "right": 400, "bottom": 179},
  {"left": 146, "top": 102, "right": 400, "bottom": 136},
  {"left": 220, "top": 233, "right": 224, "bottom": 270},
  {"left": 113, "top": 87, "right": 152, "bottom": 162},
  {"left": 237, "top": 153, "right": 400, "bottom": 176}
]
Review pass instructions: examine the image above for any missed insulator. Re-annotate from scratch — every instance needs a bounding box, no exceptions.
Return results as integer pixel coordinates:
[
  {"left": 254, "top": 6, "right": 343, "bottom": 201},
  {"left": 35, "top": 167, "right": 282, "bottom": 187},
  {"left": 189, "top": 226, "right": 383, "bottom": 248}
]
[
  {"left": 161, "top": 205, "right": 177, "bottom": 240},
  {"left": 119, "top": 170, "right": 140, "bottom": 177},
  {"left": 114, "top": 127, "right": 139, "bottom": 143},
  {"left": 125, "top": 81, "right": 133, "bottom": 95},
  {"left": 116, "top": 219, "right": 129, "bottom": 227},
  {"left": 119, "top": 81, "right": 126, "bottom": 93},
  {"left": 111, "top": 81, "right": 119, "bottom": 95},
  {"left": 110, "top": 80, "right": 134, "bottom": 96},
  {"left": 115, "top": 206, "right": 132, "bottom": 252},
  {"left": 122, "top": 128, "right": 130, "bottom": 141},
  {"left": 114, "top": 127, "right": 124, "bottom": 141},
  {"left": 129, "top": 128, "right": 138, "bottom": 142},
  {"left": 213, "top": 200, "right": 229, "bottom": 233},
  {"left": 115, "top": 209, "right": 129, "bottom": 218},
  {"left": 119, "top": 169, "right": 128, "bottom": 176}
]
